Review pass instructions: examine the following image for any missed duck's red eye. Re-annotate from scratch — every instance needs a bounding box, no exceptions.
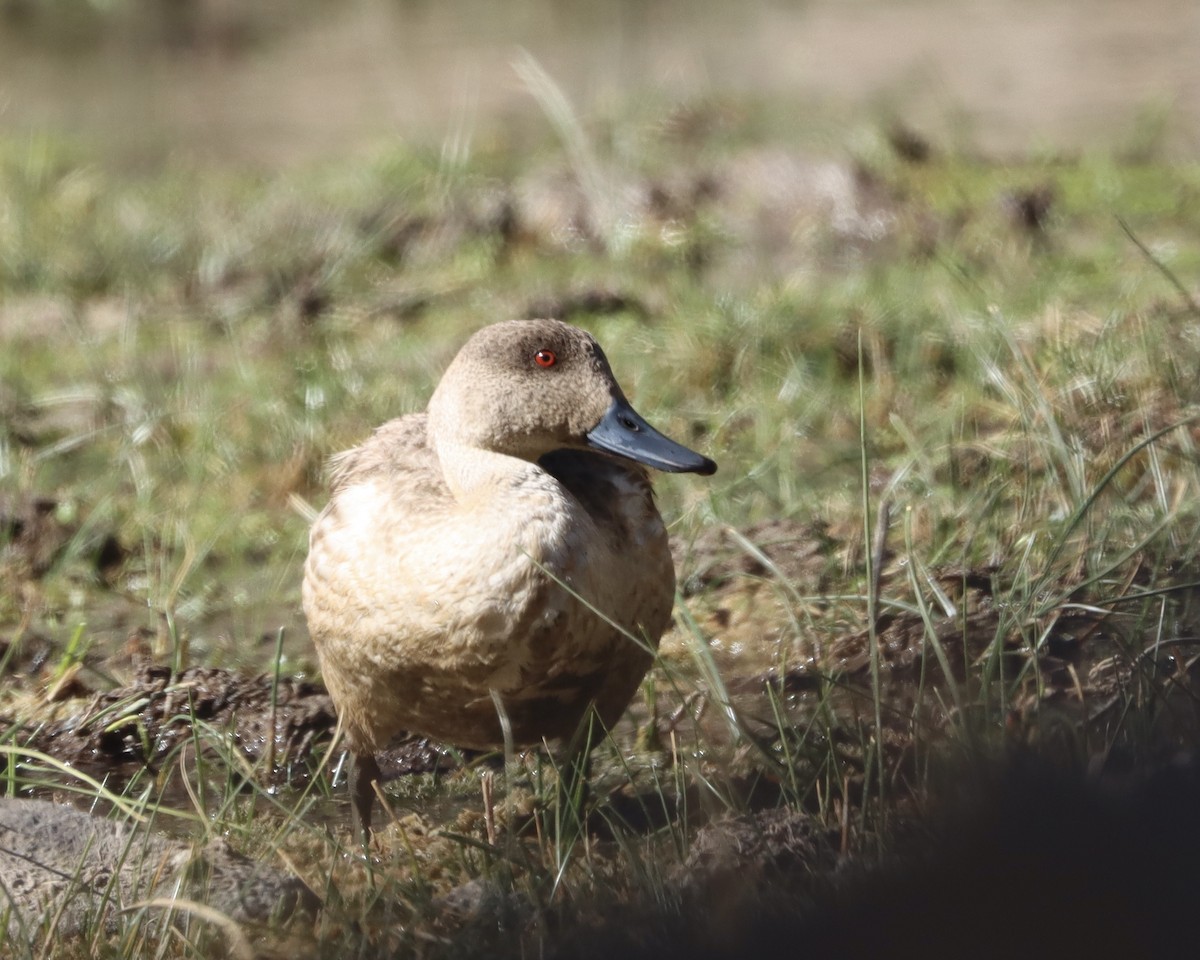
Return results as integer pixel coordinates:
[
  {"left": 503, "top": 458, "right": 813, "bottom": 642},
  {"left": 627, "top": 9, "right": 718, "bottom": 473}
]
[{"left": 534, "top": 349, "right": 557, "bottom": 368}]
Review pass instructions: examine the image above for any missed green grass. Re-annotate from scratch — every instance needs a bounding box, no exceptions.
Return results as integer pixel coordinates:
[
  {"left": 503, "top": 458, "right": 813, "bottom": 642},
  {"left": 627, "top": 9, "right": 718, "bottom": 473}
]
[{"left": 2, "top": 97, "right": 1200, "bottom": 956}]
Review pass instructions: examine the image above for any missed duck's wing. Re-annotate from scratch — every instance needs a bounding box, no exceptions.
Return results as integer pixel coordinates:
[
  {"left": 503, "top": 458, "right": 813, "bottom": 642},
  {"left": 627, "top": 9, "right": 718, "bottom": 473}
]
[{"left": 325, "top": 413, "right": 445, "bottom": 499}]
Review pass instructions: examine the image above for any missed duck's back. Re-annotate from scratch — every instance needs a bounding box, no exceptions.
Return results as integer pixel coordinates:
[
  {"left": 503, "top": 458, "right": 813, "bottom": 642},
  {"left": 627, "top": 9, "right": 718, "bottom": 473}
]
[{"left": 303, "top": 417, "right": 674, "bottom": 753}]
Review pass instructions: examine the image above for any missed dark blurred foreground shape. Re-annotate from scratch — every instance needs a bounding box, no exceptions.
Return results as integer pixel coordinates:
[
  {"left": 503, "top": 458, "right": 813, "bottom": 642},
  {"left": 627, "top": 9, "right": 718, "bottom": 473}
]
[{"left": 550, "top": 754, "right": 1200, "bottom": 960}]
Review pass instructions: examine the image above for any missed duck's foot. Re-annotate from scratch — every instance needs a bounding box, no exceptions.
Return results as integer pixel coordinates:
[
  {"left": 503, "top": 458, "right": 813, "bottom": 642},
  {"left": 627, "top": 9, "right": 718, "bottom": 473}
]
[{"left": 350, "top": 751, "right": 383, "bottom": 846}]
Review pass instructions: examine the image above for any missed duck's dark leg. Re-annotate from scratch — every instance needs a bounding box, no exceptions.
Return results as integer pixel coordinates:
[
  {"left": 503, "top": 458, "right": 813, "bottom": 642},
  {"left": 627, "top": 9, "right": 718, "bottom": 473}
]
[
  {"left": 555, "top": 707, "right": 600, "bottom": 825},
  {"left": 349, "top": 751, "right": 382, "bottom": 845},
  {"left": 557, "top": 743, "right": 594, "bottom": 818}
]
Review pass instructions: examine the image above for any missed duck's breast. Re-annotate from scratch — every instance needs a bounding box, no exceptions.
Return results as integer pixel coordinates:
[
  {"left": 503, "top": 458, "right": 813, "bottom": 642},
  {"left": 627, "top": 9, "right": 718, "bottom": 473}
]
[{"left": 303, "top": 425, "right": 675, "bottom": 749}]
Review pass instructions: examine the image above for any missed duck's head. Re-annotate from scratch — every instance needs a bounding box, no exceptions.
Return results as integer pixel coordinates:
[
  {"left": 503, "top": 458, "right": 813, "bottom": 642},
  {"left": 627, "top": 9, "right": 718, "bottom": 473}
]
[{"left": 427, "top": 318, "right": 716, "bottom": 475}]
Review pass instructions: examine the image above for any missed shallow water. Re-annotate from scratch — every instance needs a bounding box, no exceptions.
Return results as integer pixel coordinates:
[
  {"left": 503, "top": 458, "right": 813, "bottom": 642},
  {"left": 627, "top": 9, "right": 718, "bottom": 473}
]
[{"left": 1, "top": 0, "right": 1198, "bottom": 168}]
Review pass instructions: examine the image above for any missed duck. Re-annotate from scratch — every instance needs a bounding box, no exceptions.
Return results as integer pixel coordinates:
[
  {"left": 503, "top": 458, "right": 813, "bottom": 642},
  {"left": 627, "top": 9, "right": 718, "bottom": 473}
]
[{"left": 302, "top": 318, "right": 716, "bottom": 838}]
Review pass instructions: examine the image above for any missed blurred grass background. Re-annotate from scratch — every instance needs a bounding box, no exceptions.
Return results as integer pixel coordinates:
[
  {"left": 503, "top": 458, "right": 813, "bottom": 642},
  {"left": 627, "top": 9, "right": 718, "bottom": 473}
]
[{"left": 2, "top": 0, "right": 1198, "bottom": 167}]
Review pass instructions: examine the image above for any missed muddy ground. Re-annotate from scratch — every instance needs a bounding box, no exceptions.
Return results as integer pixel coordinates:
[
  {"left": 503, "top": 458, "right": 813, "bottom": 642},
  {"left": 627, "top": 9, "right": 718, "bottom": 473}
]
[
  {"left": 10, "top": 509, "right": 1198, "bottom": 792},
  {"left": 6, "top": 499, "right": 1200, "bottom": 956}
]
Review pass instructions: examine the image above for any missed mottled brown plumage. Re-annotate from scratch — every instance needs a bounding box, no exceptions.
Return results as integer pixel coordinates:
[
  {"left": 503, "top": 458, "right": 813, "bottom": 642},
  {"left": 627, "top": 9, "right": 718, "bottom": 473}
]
[{"left": 302, "top": 319, "right": 715, "bottom": 838}]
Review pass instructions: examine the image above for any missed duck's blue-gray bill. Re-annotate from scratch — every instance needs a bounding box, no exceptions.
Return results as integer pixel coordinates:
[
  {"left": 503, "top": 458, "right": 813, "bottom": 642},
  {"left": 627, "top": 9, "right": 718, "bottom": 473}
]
[{"left": 586, "top": 398, "right": 717, "bottom": 475}]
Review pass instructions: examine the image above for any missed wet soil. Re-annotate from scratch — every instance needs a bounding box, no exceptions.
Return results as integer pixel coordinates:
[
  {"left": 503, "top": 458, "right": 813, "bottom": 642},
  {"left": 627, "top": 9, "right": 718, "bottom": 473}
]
[
  {"left": 0, "top": 660, "right": 464, "bottom": 795},
  {"left": 6, "top": 509, "right": 1200, "bottom": 956},
  {"left": 677, "top": 517, "right": 1200, "bottom": 727},
  {"left": 10, "top": 662, "right": 336, "bottom": 781},
  {"left": 7, "top": 514, "right": 1200, "bottom": 794}
]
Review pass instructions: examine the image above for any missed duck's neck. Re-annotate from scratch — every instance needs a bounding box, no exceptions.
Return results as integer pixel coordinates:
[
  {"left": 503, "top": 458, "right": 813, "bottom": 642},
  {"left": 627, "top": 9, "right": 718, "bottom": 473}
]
[{"left": 434, "top": 439, "right": 546, "bottom": 504}]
